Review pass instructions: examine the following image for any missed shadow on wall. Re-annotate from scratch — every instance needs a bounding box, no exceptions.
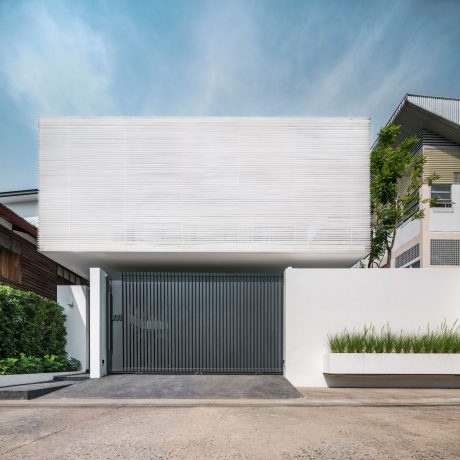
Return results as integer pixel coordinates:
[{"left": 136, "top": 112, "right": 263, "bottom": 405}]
[
  {"left": 58, "top": 285, "right": 89, "bottom": 371},
  {"left": 324, "top": 374, "right": 460, "bottom": 388}
]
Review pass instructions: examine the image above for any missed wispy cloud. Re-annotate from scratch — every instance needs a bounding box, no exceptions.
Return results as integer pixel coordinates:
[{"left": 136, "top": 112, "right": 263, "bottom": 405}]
[
  {"left": 0, "top": 1, "right": 114, "bottom": 123},
  {"left": 0, "top": 0, "right": 459, "bottom": 189}
]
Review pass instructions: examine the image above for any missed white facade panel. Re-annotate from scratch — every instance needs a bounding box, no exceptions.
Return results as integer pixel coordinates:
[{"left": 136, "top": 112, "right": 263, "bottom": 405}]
[
  {"left": 393, "top": 217, "right": 420, "bottom": 249},
  {"left": 39, "top": 117, "right": 370, "bottom": 267}
]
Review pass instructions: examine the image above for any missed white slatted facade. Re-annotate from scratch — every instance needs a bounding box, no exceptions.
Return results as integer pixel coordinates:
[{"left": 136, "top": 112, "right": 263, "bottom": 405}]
[{"left": 39, "top": 117, "right": 370, "bottom": 266}]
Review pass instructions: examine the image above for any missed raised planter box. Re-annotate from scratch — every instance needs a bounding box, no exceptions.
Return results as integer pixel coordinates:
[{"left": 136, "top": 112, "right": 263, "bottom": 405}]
[
  {"left": 324, "top": 353, "right": 460, "bottom": 375},
  {"left": 0, "top": 371, "right": 83, "bottom": 388}
]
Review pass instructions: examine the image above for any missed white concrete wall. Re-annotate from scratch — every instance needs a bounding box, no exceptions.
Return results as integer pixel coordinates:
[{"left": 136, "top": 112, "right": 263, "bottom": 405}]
[
  {"left": 393, "top": 218, "right": 420, "bottom": 249},
  {"left": 284, "top": 268, "right": 460, "bottom": 387},
  {"left": 0, "top": 197, "right": 38, "bottom": 220},
  {"left": 58, "top": 285, "right": 89, "bottom": 371},
  {"left": 90, "top": 268, "right": 108, "bottom": 378}
]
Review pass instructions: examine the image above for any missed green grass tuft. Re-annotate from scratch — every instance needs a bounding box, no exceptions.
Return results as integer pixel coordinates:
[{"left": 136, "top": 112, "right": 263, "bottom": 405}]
[{"left": 328, "top": 320, "right": 460, "bottom": 353}]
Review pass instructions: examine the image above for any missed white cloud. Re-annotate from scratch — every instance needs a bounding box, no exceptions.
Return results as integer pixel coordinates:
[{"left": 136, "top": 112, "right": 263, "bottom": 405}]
[{"left": 0, "top": 2, "right": 115, "bottom": 122}]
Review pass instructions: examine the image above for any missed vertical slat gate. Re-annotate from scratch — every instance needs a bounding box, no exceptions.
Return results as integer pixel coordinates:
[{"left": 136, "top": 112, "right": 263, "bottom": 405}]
[{"left": 115, "top": 272, "right": 283, "bottom": 374}]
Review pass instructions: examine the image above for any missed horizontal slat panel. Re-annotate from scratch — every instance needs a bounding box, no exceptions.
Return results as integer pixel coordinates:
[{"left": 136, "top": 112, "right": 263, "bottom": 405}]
[
  {"left": 424, "top": 146, "right": 460, "bottom": 183},
  {"left": 408, "top": 95, "right": 460, "bottom": 126},
  {"left": 39, "top": 117, "right": 370, "bottom": 255}
]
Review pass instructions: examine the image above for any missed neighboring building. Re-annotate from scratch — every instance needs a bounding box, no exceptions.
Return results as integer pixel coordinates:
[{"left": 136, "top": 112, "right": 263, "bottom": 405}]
[
  {"left": 38, "top": 116, "right": 370, "bottom": 377},
  {"left": 0, "top": 189, "right": 39, "bottom": 227},
  {"left": 388, "top": 94, "right": 460, "bottom": 268},
  {"left": 0, "top": 201, "right": 86, "bottom": 300}
]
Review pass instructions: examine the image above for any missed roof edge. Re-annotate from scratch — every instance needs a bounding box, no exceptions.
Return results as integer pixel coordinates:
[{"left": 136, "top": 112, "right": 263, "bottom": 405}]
[
  {"left": 0, "top": 189, "right": 38, "bottom": 198},
  {"left": 406, "top": 93, "right": 460, "bottom": 102}
]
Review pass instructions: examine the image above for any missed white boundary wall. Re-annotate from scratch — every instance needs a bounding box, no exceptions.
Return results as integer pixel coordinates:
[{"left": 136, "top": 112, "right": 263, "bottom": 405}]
[
  {"left": 284, "top": 268, "right": 460, "bottom": 387},
  {"left": 58, "top": 285, "right": 89, "bottom": 371},
  {"left": 90, "top": 268, "right": 108, "bottom": 378}
]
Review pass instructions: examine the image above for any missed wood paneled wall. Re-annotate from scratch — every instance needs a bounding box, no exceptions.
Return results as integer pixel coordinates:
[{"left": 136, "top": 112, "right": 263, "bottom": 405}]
[
  {"left": 0, "top": 226, "right": 58, "bottom": 300},
  {"left": 0, "top": 247, "right": 22, "bottom": 284}
]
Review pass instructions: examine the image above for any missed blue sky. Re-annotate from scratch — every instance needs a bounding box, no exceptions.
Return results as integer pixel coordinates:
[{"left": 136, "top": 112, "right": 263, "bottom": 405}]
[{"left": 1, "top": 0, "right": 459, "bottom": 190}]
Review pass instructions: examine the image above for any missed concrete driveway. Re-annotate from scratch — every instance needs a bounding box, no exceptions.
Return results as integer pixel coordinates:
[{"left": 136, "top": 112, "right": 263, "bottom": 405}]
[
  {"left": 1, "top": 404, "right": 459, "bottom": 459},
  {"left": 43, "top": 374, "right": 302, "bottom": 399}
]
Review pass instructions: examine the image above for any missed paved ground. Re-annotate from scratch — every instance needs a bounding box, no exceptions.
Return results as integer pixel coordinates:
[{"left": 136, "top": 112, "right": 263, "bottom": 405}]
[
  {"left": 0, "top": 404, "right": 459, "bottom": 459},
  {"left": 43, "top": 374, "right": 302, "bottom": 399},
  {"left": 0, "top": 387, "right": 456, "bottom": 408}
]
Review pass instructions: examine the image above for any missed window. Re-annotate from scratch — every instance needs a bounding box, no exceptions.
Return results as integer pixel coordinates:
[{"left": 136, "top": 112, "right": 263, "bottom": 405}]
[
  {"left": 0, "top": 233, "right": 10, "bottom": 250},
  {"left": 454, "top": 172, "right": 460, "bottom": 184},
  {"left": 407, "top": 260, "right": 420, "bottom": 268},
  {"left": 431, "top": 184, "right": 452, "bottom": 207},
  {"left": 11, "top": 241, "right": 21, "bottom": 255},
  {"left": 0, "top": 234, "right": 22, "bottom": 255},
  {"left": 57, "top": 265, "right": 84, "bottom": 285}
]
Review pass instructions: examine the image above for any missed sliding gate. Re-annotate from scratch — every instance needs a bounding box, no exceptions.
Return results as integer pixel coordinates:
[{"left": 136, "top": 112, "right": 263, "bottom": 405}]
[{"left": 108, "top": 273, "right": 283, "bottom": 374}]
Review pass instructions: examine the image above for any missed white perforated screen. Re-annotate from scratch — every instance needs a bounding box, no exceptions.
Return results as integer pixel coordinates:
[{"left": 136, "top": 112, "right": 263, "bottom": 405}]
[{"left": 39, "top": 117, "right": 370, "bottom": 258}]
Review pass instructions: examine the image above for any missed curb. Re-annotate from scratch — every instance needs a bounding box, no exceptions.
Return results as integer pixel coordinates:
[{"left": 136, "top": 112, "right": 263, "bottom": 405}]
[{"left": 1, "top": 398, "right": 460, "bottom": 408}]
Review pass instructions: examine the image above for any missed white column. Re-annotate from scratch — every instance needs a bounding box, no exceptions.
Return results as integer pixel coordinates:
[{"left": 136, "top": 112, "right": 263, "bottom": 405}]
[{"left": 90, "top": 268, "right": 108, "bottom": 378}]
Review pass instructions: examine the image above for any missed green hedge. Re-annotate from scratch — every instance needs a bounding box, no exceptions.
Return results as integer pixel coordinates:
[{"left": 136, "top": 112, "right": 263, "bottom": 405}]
[
  {"left": 0, "top": 285, "right": 67, "bottom": 358},
  {"left": 0, "top": 354, "right": 80, "bottom": 375}
]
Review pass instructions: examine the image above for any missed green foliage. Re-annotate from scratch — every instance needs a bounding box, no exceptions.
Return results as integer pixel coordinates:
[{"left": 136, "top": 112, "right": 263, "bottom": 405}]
[
  {"left": 0, "top": 354, "right": 81, "bottom": 375},
  {"left": 328, "top": 321, "right": 460, "bottom": 353},
  {"left": 0, "top": 285, "right": 67, "bottom": 358},
  {"left": 368, "top": 124, "right": 439, "bottom": 267}
]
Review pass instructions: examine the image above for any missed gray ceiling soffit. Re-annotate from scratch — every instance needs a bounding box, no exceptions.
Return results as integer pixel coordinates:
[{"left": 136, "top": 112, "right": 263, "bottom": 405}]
[{"left": 392, "top": 102, "right": 460, "bottom": 146}]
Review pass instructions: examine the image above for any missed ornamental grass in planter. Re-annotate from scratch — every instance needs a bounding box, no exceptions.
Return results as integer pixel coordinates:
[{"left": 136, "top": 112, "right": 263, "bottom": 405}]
[{"left": 328, "top": 321, "right": 460, "bottom": 353}]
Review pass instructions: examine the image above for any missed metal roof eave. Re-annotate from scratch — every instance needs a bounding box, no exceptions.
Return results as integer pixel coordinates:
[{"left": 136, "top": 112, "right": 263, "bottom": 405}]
[{"left": 392, "top": 101, "right": 460, "bottom": 146}]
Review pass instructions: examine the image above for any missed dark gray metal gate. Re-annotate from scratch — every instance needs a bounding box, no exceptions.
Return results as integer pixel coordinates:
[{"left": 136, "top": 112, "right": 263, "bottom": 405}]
[{"left": 108, "top": 272, "right": 283, "bottom": 374}]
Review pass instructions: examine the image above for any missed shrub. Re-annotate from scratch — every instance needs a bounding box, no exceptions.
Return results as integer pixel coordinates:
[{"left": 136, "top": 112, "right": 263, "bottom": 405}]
[
  {"left": 0, "top": 354, "right": 81, "bottom": 375},
  {"left": 0, "top": 285, "right": 66, "bottom": 358},
  {"left": 328, "top": 320, "right": 460, "bottom": 353}
]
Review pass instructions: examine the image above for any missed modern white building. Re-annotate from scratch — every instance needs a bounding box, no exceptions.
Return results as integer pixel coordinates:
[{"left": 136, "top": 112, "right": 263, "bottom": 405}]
[
  {"left": 39, "top": 116, "right": 370, "bottom": 273},
  {"left": 38, "top": 116, "right": 371, "bottom": 379}
]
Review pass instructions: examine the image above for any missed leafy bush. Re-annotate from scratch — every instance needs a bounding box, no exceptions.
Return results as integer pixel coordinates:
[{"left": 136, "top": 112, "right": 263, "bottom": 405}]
[
  {"left": 328, "top": 320, "right": 460, "bottom": 353},
  {"left": 0, "top": 354, "right": 80, "bottom": 375},
  {"left": 0, "top": 285, "right": 66, "bottom": 358}
]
